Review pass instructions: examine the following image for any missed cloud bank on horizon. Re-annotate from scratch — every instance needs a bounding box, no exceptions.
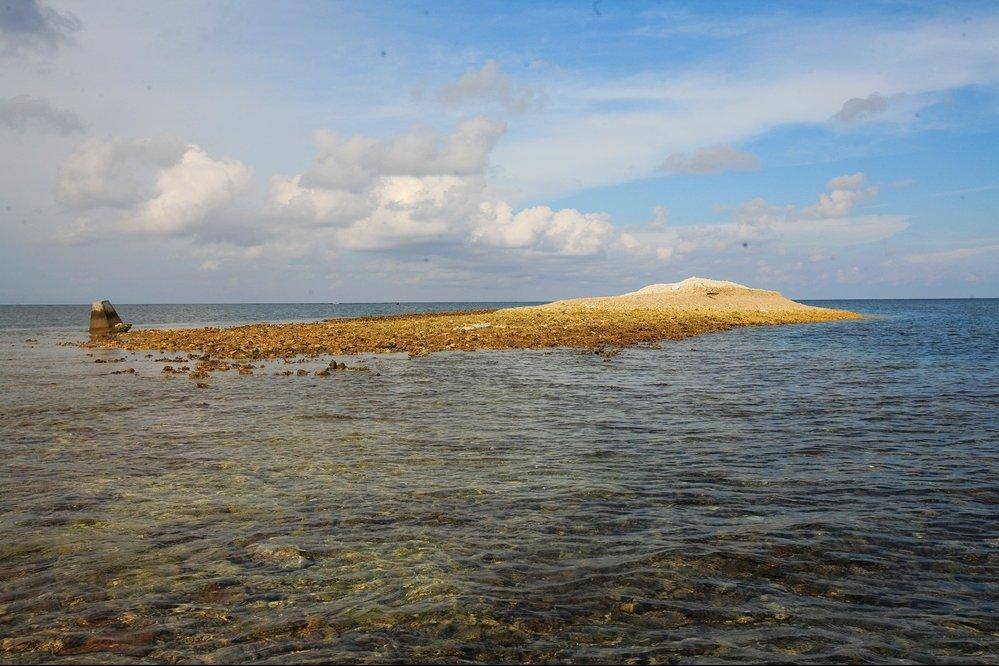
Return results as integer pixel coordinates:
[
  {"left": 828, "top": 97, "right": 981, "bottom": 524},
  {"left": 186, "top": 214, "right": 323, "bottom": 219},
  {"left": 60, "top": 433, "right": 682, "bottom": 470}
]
[{"left": 1, "top": 0, "right": 997, "bottom": 302}]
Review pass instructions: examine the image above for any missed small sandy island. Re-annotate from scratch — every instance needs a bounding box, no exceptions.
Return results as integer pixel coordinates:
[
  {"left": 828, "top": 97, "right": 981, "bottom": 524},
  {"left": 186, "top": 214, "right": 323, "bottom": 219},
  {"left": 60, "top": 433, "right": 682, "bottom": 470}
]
[{"left": 84, "top": 278, "right": 860, "bottom": 362}]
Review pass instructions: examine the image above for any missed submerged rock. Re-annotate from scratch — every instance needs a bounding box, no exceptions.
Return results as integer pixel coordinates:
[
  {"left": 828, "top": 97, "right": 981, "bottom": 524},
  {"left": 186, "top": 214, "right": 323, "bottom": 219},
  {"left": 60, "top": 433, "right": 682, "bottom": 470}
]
[
  {"left": 248, "top": 540, "right": 312, "bottom": 569},
  {"left": 316, "top": 360, "right": 347, "bottom": 376}
]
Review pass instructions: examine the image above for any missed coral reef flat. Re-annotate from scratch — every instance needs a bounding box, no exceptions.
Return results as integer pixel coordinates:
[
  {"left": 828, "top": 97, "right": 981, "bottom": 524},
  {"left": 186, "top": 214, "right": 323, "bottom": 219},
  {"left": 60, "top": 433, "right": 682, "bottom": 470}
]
[{"left": 83, "top": 278, "right": 860, "bottom": 362}]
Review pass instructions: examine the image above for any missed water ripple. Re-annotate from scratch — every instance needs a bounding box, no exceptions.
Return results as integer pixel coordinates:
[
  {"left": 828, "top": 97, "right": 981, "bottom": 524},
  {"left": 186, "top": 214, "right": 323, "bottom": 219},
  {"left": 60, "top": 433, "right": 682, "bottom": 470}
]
[{"left": 0, "top": 300, "right": 996, "bottom": 662}]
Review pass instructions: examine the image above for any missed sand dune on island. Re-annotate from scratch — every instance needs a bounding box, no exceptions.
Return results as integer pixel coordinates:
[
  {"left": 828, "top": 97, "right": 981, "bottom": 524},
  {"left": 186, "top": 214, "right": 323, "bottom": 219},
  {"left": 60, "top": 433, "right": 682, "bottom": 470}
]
[
  {"left": 537, "top": 277, "right": 828, "bottom": 313},
  {"left": 84, "top": 278, "right": 860, "bottom": 363}
]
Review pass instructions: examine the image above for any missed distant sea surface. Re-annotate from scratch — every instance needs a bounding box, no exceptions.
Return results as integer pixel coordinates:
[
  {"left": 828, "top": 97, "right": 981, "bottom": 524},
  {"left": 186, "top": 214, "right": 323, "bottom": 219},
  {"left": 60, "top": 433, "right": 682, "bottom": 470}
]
[{"left": 1, "top": 300, "right": 996, "bottom": 663}]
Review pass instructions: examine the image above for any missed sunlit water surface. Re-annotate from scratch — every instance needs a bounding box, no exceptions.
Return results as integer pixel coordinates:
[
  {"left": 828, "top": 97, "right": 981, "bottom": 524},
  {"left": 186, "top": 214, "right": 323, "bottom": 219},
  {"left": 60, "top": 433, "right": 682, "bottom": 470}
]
[{"left": 1, "top": 300, "right": 996, "bottom": 663}]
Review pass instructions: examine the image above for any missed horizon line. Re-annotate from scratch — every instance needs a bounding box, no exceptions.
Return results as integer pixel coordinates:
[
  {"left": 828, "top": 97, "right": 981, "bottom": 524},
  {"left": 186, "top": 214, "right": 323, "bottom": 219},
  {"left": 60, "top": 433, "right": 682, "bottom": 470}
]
[{"left": 1, "top": 296, "right": 997, "bottom": 306}]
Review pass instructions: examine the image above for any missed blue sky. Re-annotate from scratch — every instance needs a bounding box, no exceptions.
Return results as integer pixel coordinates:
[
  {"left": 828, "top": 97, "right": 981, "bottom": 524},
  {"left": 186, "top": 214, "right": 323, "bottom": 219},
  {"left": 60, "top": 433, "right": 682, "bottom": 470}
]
[{"left": 0, "top": 0, "right": 997, "bottom": 302}]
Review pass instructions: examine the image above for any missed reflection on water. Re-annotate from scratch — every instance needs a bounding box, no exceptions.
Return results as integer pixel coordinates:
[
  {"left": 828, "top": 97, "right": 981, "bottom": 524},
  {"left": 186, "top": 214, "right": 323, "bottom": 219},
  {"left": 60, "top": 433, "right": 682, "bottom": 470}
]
[{"left": 1, "top": 300, "right": 996, "bottom": 663}]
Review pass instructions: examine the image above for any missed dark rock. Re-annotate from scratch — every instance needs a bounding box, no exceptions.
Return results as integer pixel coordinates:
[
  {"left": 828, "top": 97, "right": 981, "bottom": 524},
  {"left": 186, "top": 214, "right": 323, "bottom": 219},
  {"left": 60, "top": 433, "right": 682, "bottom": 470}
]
[
  {"left": 89, "top": 300, "right": 131, "bottom": 336},
  {"left": 317, "top": 361, "right": 347, "bottom": 375}
]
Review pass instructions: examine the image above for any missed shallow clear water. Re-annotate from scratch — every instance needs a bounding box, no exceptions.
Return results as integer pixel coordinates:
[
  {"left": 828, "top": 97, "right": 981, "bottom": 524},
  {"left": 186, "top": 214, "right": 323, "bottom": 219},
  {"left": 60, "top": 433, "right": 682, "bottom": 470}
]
[{"left": 1, "top": 300, "right": 996, "bottom": 663}]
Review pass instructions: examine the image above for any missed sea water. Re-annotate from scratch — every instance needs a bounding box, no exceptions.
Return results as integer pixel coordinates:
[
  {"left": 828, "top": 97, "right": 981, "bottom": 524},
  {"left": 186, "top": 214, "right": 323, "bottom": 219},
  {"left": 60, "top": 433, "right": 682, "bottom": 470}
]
[{"left": 0, "top": 300, "right": 996, "bottom": 662}]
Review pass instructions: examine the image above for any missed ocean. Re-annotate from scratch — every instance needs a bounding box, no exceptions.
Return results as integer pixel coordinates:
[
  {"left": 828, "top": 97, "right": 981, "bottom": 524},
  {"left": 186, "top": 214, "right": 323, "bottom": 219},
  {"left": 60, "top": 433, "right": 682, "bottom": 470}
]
[{"left": 0, "top": 300, "right": 996, "bottom": 663}]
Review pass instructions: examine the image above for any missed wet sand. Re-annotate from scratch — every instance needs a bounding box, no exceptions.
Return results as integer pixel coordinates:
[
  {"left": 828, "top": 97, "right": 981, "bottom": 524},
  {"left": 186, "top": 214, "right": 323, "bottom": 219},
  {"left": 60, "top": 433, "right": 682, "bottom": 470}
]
[{"left": 83, "top": 279, "right": 860, "bottom": 362}]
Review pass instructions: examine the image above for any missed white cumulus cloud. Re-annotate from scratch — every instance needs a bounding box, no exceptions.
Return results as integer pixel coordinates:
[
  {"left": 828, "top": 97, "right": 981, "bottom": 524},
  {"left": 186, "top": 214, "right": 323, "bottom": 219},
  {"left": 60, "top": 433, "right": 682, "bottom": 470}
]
[
  {"left": 265, "top": 119, "right": 636, "bottom": 259},
  {"left": 57, "top": 136, "right": 186, "bottom": 209},
  {"left": 631, "top": 175, "right": 906, "bottom": 262},
  {"left": 803, "top": 172, "right": 878, "bottom": 218},
  {"left": 55, "top": 137, "right": 250, "bottom": 240},
  {"left": 473, "top": 203, "right": 617, "bottom": 256},
  {"left": 301, "top": 117, "right": 506, "bottom": 190},
  {"left": 126, "top": 145, "right": 251, "bottom": 235},
  {"left": 437, "top": 61, "right": 537, "bottom": 113}
]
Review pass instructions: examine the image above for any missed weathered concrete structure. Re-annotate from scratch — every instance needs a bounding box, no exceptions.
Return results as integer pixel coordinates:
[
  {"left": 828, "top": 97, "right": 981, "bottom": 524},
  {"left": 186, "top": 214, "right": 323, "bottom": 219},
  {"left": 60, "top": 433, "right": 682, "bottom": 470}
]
[{"left": 89, "top": 300, "right": 131, "bottom": 335}]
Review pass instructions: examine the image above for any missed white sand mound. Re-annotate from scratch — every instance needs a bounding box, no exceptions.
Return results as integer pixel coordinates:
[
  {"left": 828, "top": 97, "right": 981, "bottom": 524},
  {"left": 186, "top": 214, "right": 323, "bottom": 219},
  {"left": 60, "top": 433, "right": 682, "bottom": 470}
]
[
  {"left": 540, "top": 276, "right": 817, "bottom": 313},
  {"left": 624, "top": 277, "right": 750, "bottom": 296}
]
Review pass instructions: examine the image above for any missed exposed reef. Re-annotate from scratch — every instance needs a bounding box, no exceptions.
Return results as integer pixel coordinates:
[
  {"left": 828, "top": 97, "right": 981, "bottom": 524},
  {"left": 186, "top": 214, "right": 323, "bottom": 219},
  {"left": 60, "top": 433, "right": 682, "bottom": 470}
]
[{"left": 82, "top": 278, "right": 860, "bottom": 364}]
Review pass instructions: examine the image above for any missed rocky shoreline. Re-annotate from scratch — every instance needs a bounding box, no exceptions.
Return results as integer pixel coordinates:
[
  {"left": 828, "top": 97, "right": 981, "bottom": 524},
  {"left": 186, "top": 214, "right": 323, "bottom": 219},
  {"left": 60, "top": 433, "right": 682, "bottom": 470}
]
[{"left": 81, "top": 279, "right": 861, "bottom": 370}]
